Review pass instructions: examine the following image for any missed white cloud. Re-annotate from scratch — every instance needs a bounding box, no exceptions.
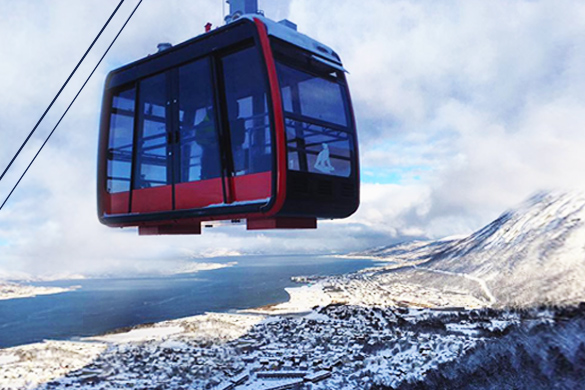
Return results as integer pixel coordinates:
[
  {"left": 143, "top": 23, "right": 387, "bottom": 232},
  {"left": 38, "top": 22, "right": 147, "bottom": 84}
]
[
  {"left": 292, "top": 0, "right": 585, "bottom": 229},
  {"left": 2, "top": 0, "right": 585, "bottom": 277}
]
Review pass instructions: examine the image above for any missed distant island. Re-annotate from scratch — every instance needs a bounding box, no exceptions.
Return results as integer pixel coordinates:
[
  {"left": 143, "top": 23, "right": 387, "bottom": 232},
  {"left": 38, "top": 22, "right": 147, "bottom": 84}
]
[
  {"left": 0, "top": 283, "right": 78, "bottom": 301},
  {"left": 1, "top": 191, "right": 584, "bottom": 390}
]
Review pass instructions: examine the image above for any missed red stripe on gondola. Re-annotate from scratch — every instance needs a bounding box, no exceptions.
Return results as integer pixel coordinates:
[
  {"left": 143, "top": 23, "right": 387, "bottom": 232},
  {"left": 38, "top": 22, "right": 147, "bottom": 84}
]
[
  {"left": 131, "top": 186, "right": 172, "bottom": 213},
  {"left": 254, "top": 18, "right": 286, "bottom": 216},
  {"left": 105, "top": 192, "right": 129, "bottom": 215},
  {"left": 175, "top": 178, "right": 224, "bottom": 210},
  {"left": 233, "top": 171, "right": 272, "bottom": 202}
]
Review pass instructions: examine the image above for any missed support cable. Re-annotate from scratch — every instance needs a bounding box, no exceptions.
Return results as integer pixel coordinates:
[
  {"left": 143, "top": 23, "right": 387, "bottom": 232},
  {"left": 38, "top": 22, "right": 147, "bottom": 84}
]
[
  {"left": 0, "top": 0, "right": 144, "bottom": 211},
  {"left": 0, "top": 0, "right": 125, "bottom": 184}
]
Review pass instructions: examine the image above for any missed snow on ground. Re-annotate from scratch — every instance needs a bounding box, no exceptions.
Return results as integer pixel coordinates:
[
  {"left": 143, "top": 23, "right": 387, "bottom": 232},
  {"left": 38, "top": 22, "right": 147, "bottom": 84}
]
[
  {"left": 361, "top": 333, "right": 476, "bottom": 388},
  {"left": 413, "top": 266, "right": 497, "bottom": 305},
  {"left": 317, "top": 273, "right": 487, "bottom": 309},
  {"left": 0, "top": 313, "right": 264, "bottom": 390},
  {"left": 0, "top": 341, "right": 106, "bottom": 390},
  {"left": 87, "top": 326, "right": 185, "bottom": 344},
  {"left": 168, "top": 312, "right": 265, "bottom": 341},
  {"left": 88, "top": 313, "right": 265, "bottom": 344},
  {"left": 243, "top": 283, "right": 332, "bottom": 315}
]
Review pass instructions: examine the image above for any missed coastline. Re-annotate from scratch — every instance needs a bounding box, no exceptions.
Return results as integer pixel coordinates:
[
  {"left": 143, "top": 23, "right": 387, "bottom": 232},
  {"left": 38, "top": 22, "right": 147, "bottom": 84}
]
[{"left": 240, "top": 283, "right": 332, "bottom": 316}]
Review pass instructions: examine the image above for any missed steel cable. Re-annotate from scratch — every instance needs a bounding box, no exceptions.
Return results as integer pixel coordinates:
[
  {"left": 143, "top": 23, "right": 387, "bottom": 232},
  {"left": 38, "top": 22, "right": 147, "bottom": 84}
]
[
  {"left": 0, "top": 0, "right": 144, "bottom": 211},
  {"left": 0, "top": 0, "right": 126, "bottom": 185}
]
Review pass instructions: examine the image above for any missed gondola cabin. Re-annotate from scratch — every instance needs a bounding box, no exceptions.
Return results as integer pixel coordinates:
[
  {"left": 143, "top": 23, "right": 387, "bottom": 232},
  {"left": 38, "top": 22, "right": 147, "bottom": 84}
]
[{"left": 97, "top": 15, "right": 359, "bottom": 235}]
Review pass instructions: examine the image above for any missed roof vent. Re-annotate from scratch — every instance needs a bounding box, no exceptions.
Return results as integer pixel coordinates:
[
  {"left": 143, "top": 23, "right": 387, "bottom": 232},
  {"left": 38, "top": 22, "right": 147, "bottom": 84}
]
[
  {"left": 157, "top": 43, "right": 172, "bottom": 53},
  {"left": 278, "top": 19, "right": 298, "bottom": 31},
  {"left": 225, "top": 0, "right": 260, "bottom": 23}
]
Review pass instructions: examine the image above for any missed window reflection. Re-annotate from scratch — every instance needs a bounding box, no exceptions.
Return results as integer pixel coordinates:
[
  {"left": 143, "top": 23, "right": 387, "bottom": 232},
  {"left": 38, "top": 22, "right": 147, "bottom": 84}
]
[
  {"left": 277, "top": 63, "right": 348, "bottom": 127},
  {"left": 133, "top": 73, "right": 170, "bottom": 189},
  {"left": 222, "top": 48, "right": 272, "bottom": 176},
  {"left": 178, "top": 59, "right": 221, "bottom": 182},
  {"left": 107, "top": 88, "right": 135, "bottom": 193}
]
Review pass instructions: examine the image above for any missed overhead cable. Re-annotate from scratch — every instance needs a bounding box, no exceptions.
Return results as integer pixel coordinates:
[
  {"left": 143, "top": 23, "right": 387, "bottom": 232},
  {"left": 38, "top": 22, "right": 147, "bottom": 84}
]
[
  {"left": 0, "top": 0, "right": 125, "bottom": 184},
  {"left": 0, "top": 0, "right": 144, "bottom": 211}
]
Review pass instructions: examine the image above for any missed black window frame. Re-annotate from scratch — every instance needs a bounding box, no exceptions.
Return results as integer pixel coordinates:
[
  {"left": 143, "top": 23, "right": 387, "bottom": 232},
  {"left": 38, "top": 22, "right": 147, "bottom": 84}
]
[
  {"left": 105, "top": 85, "right": 138, "bottom": 195},
  {"left": 131, "top": 71, "right": 174, "bottom": 191},
  {"left": 175, "top": 57, "right": 224, "bottom": 185}
]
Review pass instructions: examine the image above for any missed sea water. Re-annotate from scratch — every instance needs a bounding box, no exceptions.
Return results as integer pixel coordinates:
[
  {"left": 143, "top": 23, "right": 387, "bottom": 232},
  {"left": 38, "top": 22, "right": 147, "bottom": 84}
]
[{"left": 0, "top": 255, "right": 373, "bottom": 348}]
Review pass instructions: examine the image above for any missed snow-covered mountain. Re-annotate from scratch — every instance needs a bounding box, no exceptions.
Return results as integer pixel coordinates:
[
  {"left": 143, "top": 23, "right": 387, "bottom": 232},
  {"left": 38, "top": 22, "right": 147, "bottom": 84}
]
[{"left": 358, "top": 190, "right": 585, "bottom": 308}]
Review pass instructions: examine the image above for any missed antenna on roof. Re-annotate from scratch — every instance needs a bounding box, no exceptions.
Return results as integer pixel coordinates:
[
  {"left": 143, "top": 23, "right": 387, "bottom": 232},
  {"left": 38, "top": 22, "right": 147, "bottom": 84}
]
[{"left": 225, "top": 0, "right": 262, "bottom": 23}]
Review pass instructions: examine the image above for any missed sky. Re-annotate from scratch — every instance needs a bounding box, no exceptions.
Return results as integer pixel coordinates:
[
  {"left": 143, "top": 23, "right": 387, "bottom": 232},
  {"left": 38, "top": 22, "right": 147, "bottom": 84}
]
[{"left": 1, "top": 0, "right": 585, "bottom": 278}]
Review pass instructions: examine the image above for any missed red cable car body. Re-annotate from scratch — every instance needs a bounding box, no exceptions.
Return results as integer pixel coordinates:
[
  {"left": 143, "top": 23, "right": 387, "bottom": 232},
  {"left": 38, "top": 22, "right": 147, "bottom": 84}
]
[{"left": 97, "top": 16, "right": 359, "bottom": 234}]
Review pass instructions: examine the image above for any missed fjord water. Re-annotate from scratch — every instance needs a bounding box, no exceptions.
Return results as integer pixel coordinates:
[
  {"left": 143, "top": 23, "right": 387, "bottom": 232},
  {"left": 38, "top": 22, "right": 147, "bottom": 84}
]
[{"left": 0, "top": 255, "right": 373, "bottom": 348}]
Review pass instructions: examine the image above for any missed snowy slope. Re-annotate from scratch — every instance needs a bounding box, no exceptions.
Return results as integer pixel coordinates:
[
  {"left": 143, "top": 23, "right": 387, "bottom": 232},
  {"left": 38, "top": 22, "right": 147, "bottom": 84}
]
[
  {"left": 361, "top": 191, "right": 585, "bottom": 307},
  {"left": 352, "top": 238, "right": 460, "bottom": 265}
]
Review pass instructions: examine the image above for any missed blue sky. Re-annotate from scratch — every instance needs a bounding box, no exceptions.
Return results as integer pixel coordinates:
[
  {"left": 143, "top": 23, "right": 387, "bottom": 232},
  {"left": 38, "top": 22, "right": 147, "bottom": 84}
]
[{"left": 1, "top": 0, "right": 585, "bottom": 278}]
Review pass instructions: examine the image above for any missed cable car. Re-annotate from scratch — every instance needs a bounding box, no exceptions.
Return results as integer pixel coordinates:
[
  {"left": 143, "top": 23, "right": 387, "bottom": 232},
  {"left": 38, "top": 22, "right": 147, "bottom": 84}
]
[{"left": 97, "top": 10, "right": 359, "bottom": 235}]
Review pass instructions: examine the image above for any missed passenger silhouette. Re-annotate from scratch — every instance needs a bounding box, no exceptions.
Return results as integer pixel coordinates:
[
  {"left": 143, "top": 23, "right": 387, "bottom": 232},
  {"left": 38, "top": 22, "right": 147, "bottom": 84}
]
[{"left": 195, "top": 111, "right": 220, "bottom": 179}]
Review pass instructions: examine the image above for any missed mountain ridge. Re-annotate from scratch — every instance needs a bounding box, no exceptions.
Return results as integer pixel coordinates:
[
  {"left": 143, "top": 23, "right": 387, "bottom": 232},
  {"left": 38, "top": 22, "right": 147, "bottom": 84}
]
[{"left": 355, "top": 190, "right": 585, "bottom": 307}]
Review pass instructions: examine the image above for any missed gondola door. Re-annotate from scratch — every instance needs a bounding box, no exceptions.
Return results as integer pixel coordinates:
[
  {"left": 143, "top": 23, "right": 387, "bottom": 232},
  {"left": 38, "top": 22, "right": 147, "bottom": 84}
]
[
  {"left": 221, "top": 47, "right": 273, "bottom": 204},
  {"left": 174, "top": 58, "right": 225, "bottom": 210},
  {"left": 131, "top": 72, "right": 174, "bottom": 213}
]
